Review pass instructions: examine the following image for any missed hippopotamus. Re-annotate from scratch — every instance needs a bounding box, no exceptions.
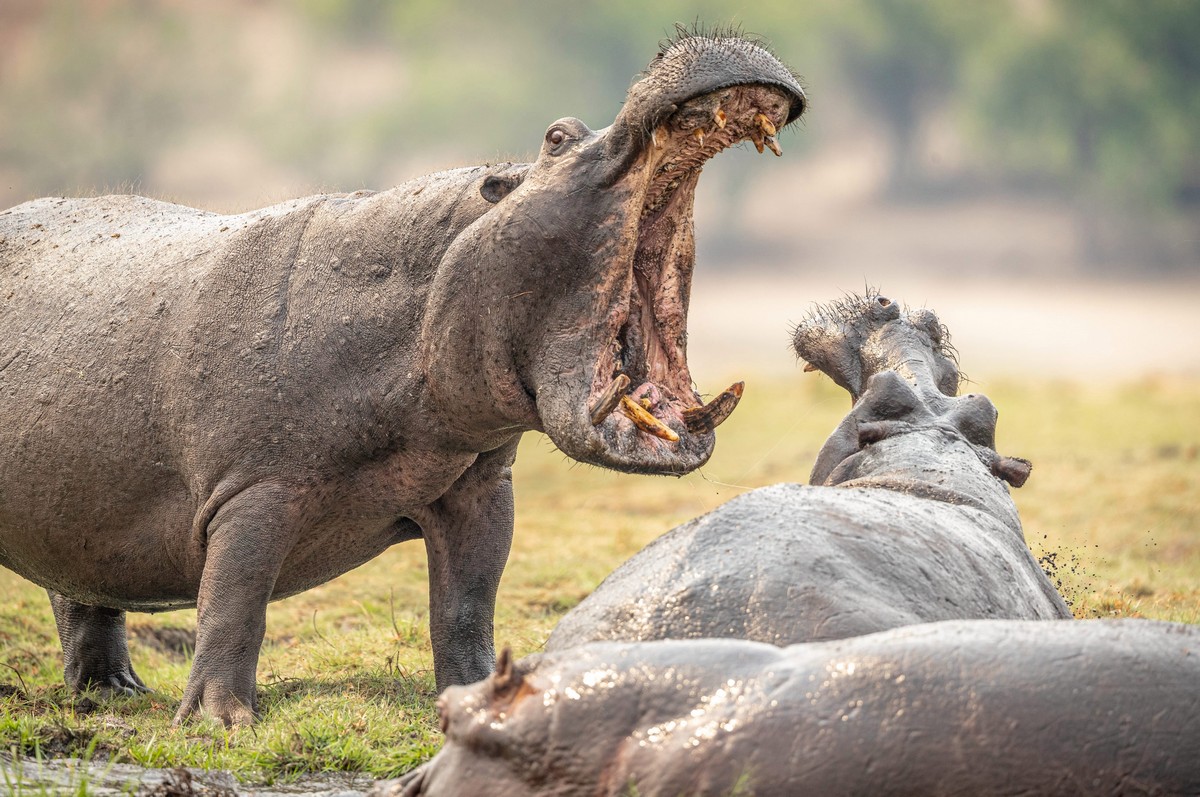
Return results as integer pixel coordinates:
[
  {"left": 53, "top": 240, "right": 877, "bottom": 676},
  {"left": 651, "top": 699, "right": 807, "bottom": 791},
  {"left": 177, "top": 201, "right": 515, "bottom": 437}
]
[
  {"left": 0, "top": 31, "right": 805, "bottom": 725},
  {"left": 380, "top": 619, "right": 1200, "bottom": 796},
  {"left": 547, "top": 294, "right": 1069, "bottom": 652}
]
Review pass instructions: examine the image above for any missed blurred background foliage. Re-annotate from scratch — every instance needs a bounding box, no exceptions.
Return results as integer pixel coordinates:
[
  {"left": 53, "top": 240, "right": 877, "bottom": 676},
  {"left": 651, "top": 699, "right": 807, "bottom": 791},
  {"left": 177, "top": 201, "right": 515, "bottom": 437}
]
[{"left": 1, "top": 0, "right": 1198, "bottom": 275}]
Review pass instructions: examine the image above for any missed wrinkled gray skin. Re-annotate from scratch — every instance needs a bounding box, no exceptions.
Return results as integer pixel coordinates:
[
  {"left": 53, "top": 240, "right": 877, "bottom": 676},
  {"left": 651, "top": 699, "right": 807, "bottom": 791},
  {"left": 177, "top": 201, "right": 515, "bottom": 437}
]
[
  {"left": 0, "top": 33, "right": 805, "bottom": 726},
  {"left": 381, "top": 620, "right": 1200, "bottom": 796},
  {"left": 548, "top": 295, "right": 1069, "bottom": 651}
]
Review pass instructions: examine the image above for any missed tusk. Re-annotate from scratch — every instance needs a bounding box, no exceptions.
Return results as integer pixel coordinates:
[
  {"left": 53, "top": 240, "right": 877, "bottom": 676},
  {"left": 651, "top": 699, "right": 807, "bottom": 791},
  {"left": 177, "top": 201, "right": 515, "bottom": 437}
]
[
  {"left": 693, "top": 127, "right": 706, "bottom": 148},
  {"left": 589, "top": 373, "right": 630, "bottom": 426},
  {"left": 683, "top": 382, "right": 744, "bottom": 435},
  {"left": 749, "top": 129, "right": 765, "bottom": 154},
  {"left": 803, "top": 362, "right": 818, "bottom": 373},
  {"left": 619, "top": 395, "right": 679, "bottom": 442},
  {"left": 756, "top": 113, "right": 777, "bottom": 137},
  {"left": 765, "top": 135, "right": 782, "bottom": 157},
  {"left": 714, "top": 108, "right": 727, "bottom": 129}
]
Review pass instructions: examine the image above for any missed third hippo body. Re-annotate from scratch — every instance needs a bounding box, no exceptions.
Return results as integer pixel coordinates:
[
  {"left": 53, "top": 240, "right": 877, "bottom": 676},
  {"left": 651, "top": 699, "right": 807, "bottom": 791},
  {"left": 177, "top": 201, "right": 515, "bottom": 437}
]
[
  {"left": 391, "top": 619, "right": 1200, "bottom": 797},
  {"left": 547, "top": 295, "right": 1070, "bottom": 652}
]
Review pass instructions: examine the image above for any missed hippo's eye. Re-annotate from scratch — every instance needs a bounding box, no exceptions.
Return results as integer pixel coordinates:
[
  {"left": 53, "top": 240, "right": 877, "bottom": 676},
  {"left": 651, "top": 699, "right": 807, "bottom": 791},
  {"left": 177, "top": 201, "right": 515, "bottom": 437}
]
[{"left": 546, "top": 127, "right": 569, "bottom": 153}]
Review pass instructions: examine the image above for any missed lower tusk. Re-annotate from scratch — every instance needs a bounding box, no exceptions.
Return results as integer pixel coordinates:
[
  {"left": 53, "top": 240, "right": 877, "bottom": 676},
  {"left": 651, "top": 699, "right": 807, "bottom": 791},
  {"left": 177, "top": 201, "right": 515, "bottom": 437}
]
[
  {"left": 756, "top": 113, "right": 778, "bottom": 137},
  {"left": 683, "top": 382, "right": 744, "bottom": 435},
  {"left": 765, "top": 135, "right": 782, "bottom": 157},
  {"left": 619, "top": 395, "right": 679, "bottom": 442},
  {"left": 589, "top": 373, "right": 630, "bottom": 426}
]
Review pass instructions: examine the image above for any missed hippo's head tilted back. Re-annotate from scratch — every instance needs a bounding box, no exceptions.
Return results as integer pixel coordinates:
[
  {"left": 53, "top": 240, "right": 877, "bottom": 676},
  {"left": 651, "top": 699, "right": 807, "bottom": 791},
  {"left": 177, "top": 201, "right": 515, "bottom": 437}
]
[
  {"left": 420, "top": 30, "right": 805, "bottom": 474},
  {"left": 793, "top": 293, "right": 1031, "bottom": 500}
]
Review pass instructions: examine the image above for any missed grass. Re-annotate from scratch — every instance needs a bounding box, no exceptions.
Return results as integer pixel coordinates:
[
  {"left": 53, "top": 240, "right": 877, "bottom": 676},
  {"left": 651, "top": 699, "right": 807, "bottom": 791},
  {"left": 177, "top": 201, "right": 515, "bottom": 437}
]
[{"left": 1, "top": 374, "right": 1197, "bottom": 786}]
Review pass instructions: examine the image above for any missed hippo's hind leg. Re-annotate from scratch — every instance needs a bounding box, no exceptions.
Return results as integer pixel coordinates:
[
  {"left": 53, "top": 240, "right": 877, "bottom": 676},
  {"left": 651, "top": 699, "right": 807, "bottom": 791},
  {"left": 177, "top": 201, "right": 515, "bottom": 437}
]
[{"left": 48, "top": 591, "right": 149, "bottom": 696}]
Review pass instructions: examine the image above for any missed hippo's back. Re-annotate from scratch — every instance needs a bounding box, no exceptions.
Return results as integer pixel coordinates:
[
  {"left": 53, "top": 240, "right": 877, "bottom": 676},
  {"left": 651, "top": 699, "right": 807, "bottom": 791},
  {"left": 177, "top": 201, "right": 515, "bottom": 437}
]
[{"left": 546, "top": 483, "right": 1070, "bottom": 651}]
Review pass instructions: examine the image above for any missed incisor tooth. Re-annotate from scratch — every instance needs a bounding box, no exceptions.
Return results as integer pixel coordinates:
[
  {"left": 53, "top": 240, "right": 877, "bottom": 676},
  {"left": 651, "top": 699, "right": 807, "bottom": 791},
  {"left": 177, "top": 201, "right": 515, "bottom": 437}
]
[
  {"left": 589, "top": 373, "right": 630, "bottom": 426},
  {"left": 756, "top": 113, "right": 778, "bottom": 137},
  {"left": 619, "top": 395, "right": 679, "bottom": 442},
  {"left": 683, "top": 382, "right": 744, "bottom": 435},
  {"left": 714, "top": 108, "right": 727, "bottom": 129},
  {"left": 765, "top": 135, "right": 782, "bottom": 157},
  {"left": 693, "top": 128, "right": 706, "bottom": 148},
  {"left": 803, "top": 362, "right": 818, "bottom": 373}
]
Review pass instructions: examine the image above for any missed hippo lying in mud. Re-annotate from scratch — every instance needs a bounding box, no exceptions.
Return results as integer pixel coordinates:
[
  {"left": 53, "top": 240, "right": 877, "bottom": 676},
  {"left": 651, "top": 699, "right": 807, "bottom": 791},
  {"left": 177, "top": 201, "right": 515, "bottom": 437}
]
[
  {"left": 0, "top": 32, "right": 804, "bottom": 725},
  {"left": 547, "top": 294, "right": 1070, "bottom": 652},
  {"left": 380, "top": 619, "right": 1200, "bottom": 796}
]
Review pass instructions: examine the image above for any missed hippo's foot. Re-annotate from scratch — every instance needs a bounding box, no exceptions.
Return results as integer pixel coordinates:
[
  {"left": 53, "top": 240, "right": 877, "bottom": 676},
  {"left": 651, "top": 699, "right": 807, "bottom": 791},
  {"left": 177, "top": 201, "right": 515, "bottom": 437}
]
[
  {"left": 173, "top": 677, "right": 258, "bottom": 728},
  {"left": 88, "top": 667, "right": 150, "bottom": 697},
  {"left": 368, "top": 768, "right": 425, "bottom": 797},
  {"left": 47, "top": 591, "right": 152, "bottom": 698}
]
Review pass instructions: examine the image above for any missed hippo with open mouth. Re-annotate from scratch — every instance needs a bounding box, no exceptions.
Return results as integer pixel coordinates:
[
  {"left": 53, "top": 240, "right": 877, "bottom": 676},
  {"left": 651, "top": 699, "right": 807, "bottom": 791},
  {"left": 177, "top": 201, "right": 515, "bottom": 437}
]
[
  {"left": 547, "top": 294, "right": 1070, "bottom": 652},
  {"left": 0, "top": 30, "right": 805, "bottom": 725}
]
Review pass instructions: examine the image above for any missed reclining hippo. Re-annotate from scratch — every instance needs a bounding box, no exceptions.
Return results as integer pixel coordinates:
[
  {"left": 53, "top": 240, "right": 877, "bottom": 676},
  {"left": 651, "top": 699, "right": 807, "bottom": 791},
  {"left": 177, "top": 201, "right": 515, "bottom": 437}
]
[
  {"left": 381, "top": 619, "right": 1200, "bottom": 796},
  {"left": 547, "top": 294, "right": 1069, "bottom": 652},
  {"left": 0, "top": 31, "right": 805, "bottom": 725}
]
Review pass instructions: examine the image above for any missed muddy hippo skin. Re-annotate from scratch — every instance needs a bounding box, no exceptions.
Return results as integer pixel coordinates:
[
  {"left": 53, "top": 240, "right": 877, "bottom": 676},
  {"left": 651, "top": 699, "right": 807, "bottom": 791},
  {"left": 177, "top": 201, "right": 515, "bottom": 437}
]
[
  {"left": 547, "top": 294, "right": 1069, "bottom": 652},
  {"left": 382, "top": 619, "right": 1200, "bottom": 796},
  {"left": 0, "top": 32, "right": 805, "bottom": 725}
]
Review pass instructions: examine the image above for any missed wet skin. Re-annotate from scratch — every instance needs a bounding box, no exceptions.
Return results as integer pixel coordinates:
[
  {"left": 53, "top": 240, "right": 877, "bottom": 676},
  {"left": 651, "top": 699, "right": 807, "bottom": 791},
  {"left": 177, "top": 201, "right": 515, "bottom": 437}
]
[{"left": 385, "top": 620, "right": 1200, "bottom": 797}]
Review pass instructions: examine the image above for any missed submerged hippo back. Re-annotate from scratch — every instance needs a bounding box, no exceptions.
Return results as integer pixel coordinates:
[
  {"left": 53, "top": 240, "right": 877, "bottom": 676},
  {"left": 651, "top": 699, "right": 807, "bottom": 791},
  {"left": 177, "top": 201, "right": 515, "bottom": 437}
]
[
  {"left": 546, "top": 482, "right": 1069, "bottom": 652},
  {"left": 400, "top": 619, "right": 1200, "bottom": 797}
]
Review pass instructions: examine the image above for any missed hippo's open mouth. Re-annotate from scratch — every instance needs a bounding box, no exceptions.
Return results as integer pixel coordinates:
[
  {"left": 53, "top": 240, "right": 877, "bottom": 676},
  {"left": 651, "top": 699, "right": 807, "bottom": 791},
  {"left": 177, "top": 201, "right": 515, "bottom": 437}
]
[{"left": 583, "top": 84, "right": 792, "bottom": 468}]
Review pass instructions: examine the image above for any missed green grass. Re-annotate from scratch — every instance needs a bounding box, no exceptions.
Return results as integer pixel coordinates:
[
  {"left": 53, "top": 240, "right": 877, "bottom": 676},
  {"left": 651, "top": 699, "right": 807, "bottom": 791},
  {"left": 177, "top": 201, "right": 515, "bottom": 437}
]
[{"left": 1, "top": 374, "right": 1198, "bottom": 785}]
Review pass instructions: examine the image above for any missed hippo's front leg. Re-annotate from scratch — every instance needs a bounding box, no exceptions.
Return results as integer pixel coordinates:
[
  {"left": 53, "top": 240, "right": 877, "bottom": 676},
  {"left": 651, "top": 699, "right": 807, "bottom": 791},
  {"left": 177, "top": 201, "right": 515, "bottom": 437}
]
[
  {"left": 174, "top": 483, "right": 296, "bottom": 727},
  {"left": 48, "top": 591, "right": 149, "bottom": 696},
  {"left": 417, "top": 438, "right": 519, "bottom": 692}
]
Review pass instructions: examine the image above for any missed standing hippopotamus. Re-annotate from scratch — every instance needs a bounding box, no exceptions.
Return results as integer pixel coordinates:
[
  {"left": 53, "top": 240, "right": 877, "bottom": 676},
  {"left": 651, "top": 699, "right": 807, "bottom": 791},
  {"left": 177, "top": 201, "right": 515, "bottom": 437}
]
[
  {"left": 547, "top": 294, "right": 1069, "bottom": 652},
  {"left": 0, "top": 32, "right": 805, "bottom": 725},
  {"left": 382, "top": 619, "right": 1200, "bottom": 796}
]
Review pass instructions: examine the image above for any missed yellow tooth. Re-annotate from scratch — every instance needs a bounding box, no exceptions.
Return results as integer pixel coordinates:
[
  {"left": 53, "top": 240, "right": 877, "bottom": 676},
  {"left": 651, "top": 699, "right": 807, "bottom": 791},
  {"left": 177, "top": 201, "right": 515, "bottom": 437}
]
[
  {"left": 752, "top": 136, "right": 765, "bottom": 154},
  {"left": 693, "top": 127, "right": 706, "bottom": 148},
  {"left": 714, "top": 108, "right": 727, "bottom": 129},
  {"left": 765, "top": 135, "right": 782, "bottom": 157},
  {"left": 756, "top": 113, "right": 777, "bottom": 137},
  {"left": 619, "top": 395, "right": 679, "bottom": 442},
  {"left": 803, "top": 362, "right": 818, "bottom": 373}
]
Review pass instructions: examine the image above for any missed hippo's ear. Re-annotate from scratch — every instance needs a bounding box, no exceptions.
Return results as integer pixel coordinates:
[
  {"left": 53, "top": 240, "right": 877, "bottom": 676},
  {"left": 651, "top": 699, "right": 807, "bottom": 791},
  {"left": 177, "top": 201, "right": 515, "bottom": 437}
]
[
  {"left": 992, "top": 455, "right": 1032, "bottom": 488},
  {"left": 481, "top": 174, "right": 522, "bottom": 204},
  {"left": 491, "top": 646, "right": 524, "bottom": 696}
]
